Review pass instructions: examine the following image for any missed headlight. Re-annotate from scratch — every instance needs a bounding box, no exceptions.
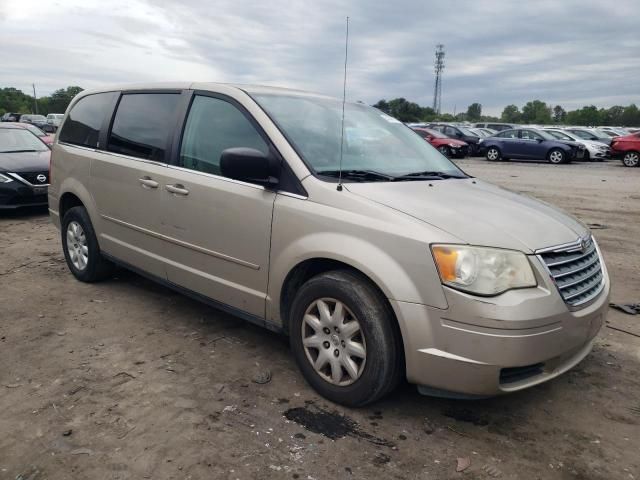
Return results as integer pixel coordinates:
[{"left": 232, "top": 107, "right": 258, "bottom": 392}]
[
  {"left": 0, "top": 173, "right": 14, "bottom": 183},
  {"left": 448, "top": 143, "right": 459, "bottom": 148},
  {"left": 431, "top": 245, "right": 537, "bottom": 296},
  {"left": 478, "top": 138, "right": 483, "bottom": 144}
]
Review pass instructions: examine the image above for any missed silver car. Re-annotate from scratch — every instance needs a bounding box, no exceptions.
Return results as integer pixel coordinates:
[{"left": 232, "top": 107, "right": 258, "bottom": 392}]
[{"left": 48, "top": 83, "right": 610, "bottom": 406}]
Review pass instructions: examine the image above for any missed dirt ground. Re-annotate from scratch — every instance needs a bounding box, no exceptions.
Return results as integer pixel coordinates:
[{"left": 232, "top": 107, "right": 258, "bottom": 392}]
[{"left": 1, "top": 158, "right": 639, "bottom": 480}]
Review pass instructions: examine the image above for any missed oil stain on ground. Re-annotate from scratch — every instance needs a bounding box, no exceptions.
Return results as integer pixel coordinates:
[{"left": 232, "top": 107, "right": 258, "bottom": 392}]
[{"left": 284, "top": 405, "right": 394, "bottom": 447}]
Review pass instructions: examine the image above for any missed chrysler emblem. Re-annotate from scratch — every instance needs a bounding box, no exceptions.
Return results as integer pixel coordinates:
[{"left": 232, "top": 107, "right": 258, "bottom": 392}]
[
  {"left": 580, "top": 238, "right": 588, "bottom": 253},
  {"left": 36, "top": 174, "right": 47, "bottom": 183}
]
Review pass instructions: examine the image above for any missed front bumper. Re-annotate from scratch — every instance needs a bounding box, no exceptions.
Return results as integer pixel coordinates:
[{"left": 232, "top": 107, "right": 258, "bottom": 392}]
[
  {"left": 392, "top": 256, "right": 610, "bottom": 397},
  {"left": 0, "top": 179, "right": 48, "bottom": 209}
]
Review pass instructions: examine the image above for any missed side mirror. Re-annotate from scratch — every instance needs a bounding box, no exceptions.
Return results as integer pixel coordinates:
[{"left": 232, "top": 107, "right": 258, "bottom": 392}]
[
  {"left": 220, "top": 148, "right": 279, "bottom": 187},
  {"left": 536, "top": 138, "right": 544, "bottom": 143}
]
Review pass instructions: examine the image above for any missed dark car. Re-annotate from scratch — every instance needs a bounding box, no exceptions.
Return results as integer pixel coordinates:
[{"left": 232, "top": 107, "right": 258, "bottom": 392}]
[
  {"left": 410, "top": 127, "right": 469, "bottom": 157},
  {"left": 480, "top": 128, "right": 585, "bottom": 164},
  {"left": 18, "top": 114, "right": 56, "bottom": 133},
  {"left": 427, "top": 123, "right": 481, "bottom": 155},
  {"left": 0, "top": 124, "right": 51, "bottom": 209}
]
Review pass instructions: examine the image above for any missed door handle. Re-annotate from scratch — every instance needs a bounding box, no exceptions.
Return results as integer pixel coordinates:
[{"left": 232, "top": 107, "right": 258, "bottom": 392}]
[
  {"left": 165, "top": 184, "right": 190, "bottom": 196},
  {"left": 139, "top": 177, "right": 159, "bottom": 189}
]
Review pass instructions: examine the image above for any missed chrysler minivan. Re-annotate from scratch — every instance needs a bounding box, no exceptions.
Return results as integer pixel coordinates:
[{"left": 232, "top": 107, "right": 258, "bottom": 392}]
[{"left": 48, "top": 83, "right": 610, "bottom": 406}]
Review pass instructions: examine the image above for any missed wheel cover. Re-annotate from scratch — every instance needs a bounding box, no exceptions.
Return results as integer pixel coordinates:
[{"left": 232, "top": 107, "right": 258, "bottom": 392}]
[
  {"left": 487, "top": 149, "right": 499, "bottom": 160},
  {"left": 301, "top": 298, "right": 367, "bottom": 386},
  {"left": 623, "top": 152, "right": 639, "bottom": 167},
  {"left": 66, "top": 221, "right": 89, "bottom": 270},
  {"left": 549, "top": 150, "right": 563, "bottom": 163}
]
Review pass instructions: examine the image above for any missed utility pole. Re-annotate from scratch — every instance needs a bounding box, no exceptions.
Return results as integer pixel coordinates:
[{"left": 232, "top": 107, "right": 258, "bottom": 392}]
[
  {"left": 432, "top": 44, "right": 445, "bottom": 114},
  {"left": 32, "top": 84, "right": 38, "bottom": 114}
]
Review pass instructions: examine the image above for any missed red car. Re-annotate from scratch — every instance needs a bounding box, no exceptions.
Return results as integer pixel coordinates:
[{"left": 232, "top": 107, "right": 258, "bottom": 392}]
[
  {"left": 610, "top": 132, "right": 640, "bottom": 167},
  {"left": 14, "top": 122, "right": 54, "bottom": 146},
  {"left": 411, "top": 127, "right": 469, "bottom": 158}
]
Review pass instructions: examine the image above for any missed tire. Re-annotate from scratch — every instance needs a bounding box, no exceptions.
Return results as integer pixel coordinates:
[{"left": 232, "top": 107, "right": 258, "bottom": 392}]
[
  {"left": 486, "top": 147, "right": 501, "bottom": 161},
  {"left": 61, "top": 206, "right": 115, "bottom": 282},
  {"left": 547, "top": 148, "right": 567, "bottom": 164},
  {"left": 437, "top": 145, "right": 450, "bottom": 157},
  {"left": 289, "top": 270, "right": 402, "bottom": 407},
  {"left": 622, "top": 151, "right": 640, "bottom": 167}
]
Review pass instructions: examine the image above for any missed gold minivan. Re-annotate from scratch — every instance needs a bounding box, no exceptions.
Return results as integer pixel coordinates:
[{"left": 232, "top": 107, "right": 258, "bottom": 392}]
[{"left": 49, "top": 83, "right": 610, "bottom": 406}]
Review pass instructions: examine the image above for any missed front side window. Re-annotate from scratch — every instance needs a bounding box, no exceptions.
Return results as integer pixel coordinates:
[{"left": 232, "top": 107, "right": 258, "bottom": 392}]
[
  {"left": 59, "top": 92, "right": 117, "bottom": 148},
  {"left": 497, "top": 130, "right": 518, "bottom": 139},
  {"left": 179, "top": 95, "right": 269, "bottom": 176},
  {"left": 520, "top": 130, "right": 543, "bottom": 140},
  {"left": 252, "top": 94, "right": 465, "bottom": 179},
  {"left": 108, "top": 93, "right": 180, "bottom": 162}
]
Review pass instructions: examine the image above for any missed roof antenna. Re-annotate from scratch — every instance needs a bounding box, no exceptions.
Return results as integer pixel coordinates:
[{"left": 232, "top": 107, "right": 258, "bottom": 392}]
[{"left": 337, "top": 16, "right": 349, "bottom": 192}]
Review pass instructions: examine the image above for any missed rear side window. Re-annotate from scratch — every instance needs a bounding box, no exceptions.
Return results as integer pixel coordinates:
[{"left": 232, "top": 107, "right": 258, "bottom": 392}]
[
  {"left": 179, "top": 95, "right": 269, "bottom": 176},
  {"left": 59, "top": 92, "right": 117, "bottom": 148},
  {"left": 107, "top": 93, "right": 181, "bottom": 162}
]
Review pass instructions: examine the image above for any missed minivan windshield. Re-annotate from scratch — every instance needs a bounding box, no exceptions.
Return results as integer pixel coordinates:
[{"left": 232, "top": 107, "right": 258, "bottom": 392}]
[{"left": 253, "top": 94, "right": 466, "bottom": 181}]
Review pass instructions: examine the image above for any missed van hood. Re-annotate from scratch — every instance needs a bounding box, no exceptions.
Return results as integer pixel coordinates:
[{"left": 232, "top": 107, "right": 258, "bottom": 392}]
[{"left": 346, "top": 178, "right": 588, "bottom": 253}]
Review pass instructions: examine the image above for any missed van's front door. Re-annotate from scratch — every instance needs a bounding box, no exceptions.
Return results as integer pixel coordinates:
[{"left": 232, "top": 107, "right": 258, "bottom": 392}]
[{"left": 161, "top": 93, "right": 276, "bottom": 318}]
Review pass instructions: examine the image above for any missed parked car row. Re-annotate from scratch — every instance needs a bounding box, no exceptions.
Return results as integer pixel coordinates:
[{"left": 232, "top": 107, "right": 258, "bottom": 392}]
[
  {"left": 408, "top": 119, "right": 638, "bottom": 167},
  {"left": 2, "top": 112, "right": 64, "bottom": 133}
]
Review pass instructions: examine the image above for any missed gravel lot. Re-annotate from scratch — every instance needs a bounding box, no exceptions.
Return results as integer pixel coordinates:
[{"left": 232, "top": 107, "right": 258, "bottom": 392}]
[{"left": 1, "top": 158, "right": 639, "bottom": 480}]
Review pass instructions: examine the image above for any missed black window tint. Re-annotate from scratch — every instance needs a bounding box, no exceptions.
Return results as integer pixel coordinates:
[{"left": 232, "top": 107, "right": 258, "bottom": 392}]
[
  {"left": 179, "top": 95, "right": 269, "bottom": 177},
  {"left": 108, "top": 93, "right": 180, "bottom": 162},
  {"left": 59, "top": 92, "right": 117, "bottom": 148},
  {"left": 497, "top": 130, "right": 518, "bottom": 138}
]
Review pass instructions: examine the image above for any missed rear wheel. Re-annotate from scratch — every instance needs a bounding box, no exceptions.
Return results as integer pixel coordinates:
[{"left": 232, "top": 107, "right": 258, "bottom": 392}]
[
  {"left": 622, "top": 151, "right": 639, "bottom": 167},
  {"left": 289, "top": 270, "right": 402, "bottom": 407},
  {"left": 486, "top": 147, "right": 501, "bottom": 161},
  {"left": 548, "top": 148, "right": 567, "bottom": 164},
  {"left": 61, "top": 206, "right": 115, "bottom": 282}
]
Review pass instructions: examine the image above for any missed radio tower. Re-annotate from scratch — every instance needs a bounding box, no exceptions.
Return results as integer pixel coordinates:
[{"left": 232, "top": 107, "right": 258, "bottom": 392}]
[{"left": 432, "top": 44, "right": 445, "bottom": 114}]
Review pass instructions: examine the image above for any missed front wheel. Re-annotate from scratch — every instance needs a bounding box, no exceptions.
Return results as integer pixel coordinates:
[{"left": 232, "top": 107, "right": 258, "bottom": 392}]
[
  {"left": 437, "top": 145, "right": 450, "bottom": 157},
  {"left": 486, "top": 147, "right": 501, "bottom": 161},
  {"left": 548, "top": 148, "right": 567, "bottom": 164},
  {"left": 622, "top": 151, "right": 640, "bottom": 167},
  {"left": 289, "top": 270, "right": 402, "bottom": 407},
  {"left": 61, "top": 206, "right": 115, "bottom": 282}
]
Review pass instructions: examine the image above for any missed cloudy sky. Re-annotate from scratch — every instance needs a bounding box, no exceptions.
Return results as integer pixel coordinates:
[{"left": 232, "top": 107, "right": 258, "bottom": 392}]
[{"left": 2, "top": 0, "right": 639, "bottom": 115}]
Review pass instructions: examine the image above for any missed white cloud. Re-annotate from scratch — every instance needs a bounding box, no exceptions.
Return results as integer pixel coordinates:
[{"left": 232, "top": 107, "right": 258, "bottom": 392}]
[{"left": 1, "top": 0, "right": 638, "bottom": 115}]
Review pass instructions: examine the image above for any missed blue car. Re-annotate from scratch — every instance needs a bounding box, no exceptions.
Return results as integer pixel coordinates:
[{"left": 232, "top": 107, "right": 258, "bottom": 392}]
[{"left": 480, "top": 128, "right": 585, "bottom": 164}]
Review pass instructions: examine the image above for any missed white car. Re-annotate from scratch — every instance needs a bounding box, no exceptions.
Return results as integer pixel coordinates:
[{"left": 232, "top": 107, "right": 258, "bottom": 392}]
[
  {"left": 46, "top": 114, "right": 65, "bottom": 128},
  {"left": 543, "top": 128, "right": 610, "bottom": 161}
]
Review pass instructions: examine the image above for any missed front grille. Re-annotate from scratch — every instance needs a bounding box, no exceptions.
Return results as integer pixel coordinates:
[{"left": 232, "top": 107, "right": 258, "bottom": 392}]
[
  {"left": 15, "top": 171, "right": 49, "bottom": 185},
  {"left": 538, "top": 237, "right": 604, "bottom": 307}
]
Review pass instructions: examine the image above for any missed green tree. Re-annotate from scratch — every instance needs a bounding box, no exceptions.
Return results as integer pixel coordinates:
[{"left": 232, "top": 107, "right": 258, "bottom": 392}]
[
  {"left": 0, "top": 87, "right": 33, "bottom": 114},
  {"left": 621, "top": 104, "right": 640, "bottom": 126},
  {"left": 521, "top": 100, "right": 552, "bottom": 124},
  {"left": 566, "top": 105, "right": 601, "bottom": 126},
  {"left": 466, "top": 103, "right": 482, "bottom": 121},
  {"left": 501, "top": 104, "right": 521, "bottom": 123},
  {"left": 47, "top": 86, "right": 84, "bottom": 114},
  {"left": 372, "top": 99, "right": 390, "bottom": 114},
  {"left": 552, "top": 105, "right": 566, "bottom": 123}
]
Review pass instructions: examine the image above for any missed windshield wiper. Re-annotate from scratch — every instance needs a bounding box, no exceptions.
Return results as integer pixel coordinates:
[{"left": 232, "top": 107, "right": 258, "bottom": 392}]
[
  {"left": 394, "top": 171, "right": 467, "bottom": 181},
  {"left": 318, "top": 169, "right": 396, "bottom": 182},
  {"left": 0, "top": 149, "right": 40, "bottom": 153}
]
